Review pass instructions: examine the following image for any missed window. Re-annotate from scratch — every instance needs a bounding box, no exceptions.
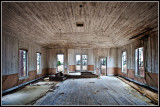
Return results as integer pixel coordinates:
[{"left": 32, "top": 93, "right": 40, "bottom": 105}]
[
  {"left": 37, "top": 53, "right": 41, "bottom": 74},
  {"left": 122, "top": 51, "right": 127, "bottom": 73},
  {"left": 82, "top": 55, "right": 87, "bottom": 71},
  {"left": 57, "top": 54, "right": 64, "bottom": 72},
  {"left": 75, "top": 55, "right": 88, "bottom": 72},
  {"left": 135, "top": 47, "right": 144, "bottom": 77},
  {"left": 19, "top": 50, "right": 28, "bottom": 78},
  {"left": 76, "top": 55, "right": 81, "bottom": 71}
]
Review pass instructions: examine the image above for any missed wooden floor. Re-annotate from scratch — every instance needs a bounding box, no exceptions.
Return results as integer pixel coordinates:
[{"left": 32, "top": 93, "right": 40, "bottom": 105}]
[{"left": 34, "top": 76, "right": 153, "bottom": 105}]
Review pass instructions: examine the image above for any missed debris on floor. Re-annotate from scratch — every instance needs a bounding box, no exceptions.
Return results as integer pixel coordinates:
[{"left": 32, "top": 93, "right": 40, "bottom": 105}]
[
  {"left": 30, "top": 83, "right": 41, "bottom": 86},
  {"left": 103, "top": 88, "right": 109, "bottom": 90},
  {"left": 2, "top": 77, "right": 60, "bottom": 105},
  {"left": 94, "top": 90, "right": 99, "bottom": 94},
  {"left": 117, "top": 76, "right": 158, "bottom": 104},
  {"left": 34, "top": 77, "right": 156, "bottom": 105},
  {"left": 48, "top": 89, "right": 55, "bottom": 92},
  {"left": 49, "top": 72, "right": 67, "bottom": 81},
  {"left": 59, "top": 92, "right": 64, "bottom": 95},
  {"left": 89, "top": 82, "right": 95, "bottom": 83}
]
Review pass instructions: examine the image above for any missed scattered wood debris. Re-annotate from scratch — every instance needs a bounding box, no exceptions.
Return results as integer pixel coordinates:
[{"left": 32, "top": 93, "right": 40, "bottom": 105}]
[
  {"left": 48, "top": 89, "right": 55, "bottom": 92},
  {"left": 94, "top": 90, "right": 99, "bottom": 94},
  {"left": 89, "top": 82, "right": 95, "bottom": 83},
  {"left": 59, "top": 92, "right": 64, "bottom": 95},
  {"left": 117, "top": 76, "right": 158, "bottom": 104},
  {"left": 29, "top": 84, "right": 40, "bottom": 86}
]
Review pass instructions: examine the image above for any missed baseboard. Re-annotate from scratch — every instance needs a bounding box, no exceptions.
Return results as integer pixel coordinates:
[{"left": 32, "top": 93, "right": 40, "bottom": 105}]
[{"left": 118, "top": 75, "right": 158, "bottom": 92}]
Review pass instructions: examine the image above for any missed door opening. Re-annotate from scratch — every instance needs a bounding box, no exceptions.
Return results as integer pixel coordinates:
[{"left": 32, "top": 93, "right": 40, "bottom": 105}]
[
  {"left": 76, "top": 55, "right": 81, "bottom": 72},
  {"left": 100, "top": 58, "right": 107, "bottom": 76},
  {"left": 57, "top": 54, "right": 64, "bottom": 73}
]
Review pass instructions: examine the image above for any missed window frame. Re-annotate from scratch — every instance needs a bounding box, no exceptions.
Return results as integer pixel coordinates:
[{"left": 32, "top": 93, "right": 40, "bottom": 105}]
[
  {"left": 100, "top": 57, "right": 107, "bottom": 76},
  {"left": 75, "top": 54, "right": 81, "bottom": 72},
  {"left": 36, "top": 52, "right": 42, "bottom": 75},
  {"left": 56, "top": 53, "right": 64, "bottom": 73},
  {"left": 134, "top": 47, "right": 145, "bottom": 78},
  {"left": 82, "top": 55, "right": 88, "bottom": 71},
  {"left": 18, "top": 49, "right": 28, "bottom": 80},
  {"left": 121, "top": 50, "right": 127, "bottom": 74}
]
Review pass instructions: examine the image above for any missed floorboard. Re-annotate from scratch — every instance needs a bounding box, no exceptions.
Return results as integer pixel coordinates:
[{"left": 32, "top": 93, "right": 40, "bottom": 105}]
[{"left": 34, "top": 76, "right": 154, "bottom": 105}]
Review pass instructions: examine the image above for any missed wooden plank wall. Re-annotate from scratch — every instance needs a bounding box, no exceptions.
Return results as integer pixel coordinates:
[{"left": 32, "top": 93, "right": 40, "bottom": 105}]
[
  {"left": 67, "top": 49, "right": 95, "bottom": 72},
  {"left": 117, "top": 31, "right": 158, "bottom": 73},
  {"left": 2, "top": 35, "right": 47, "bottom": 76},
  {"left": 47, "top": 48, "right": 68, "bottom": 68},
  {"left": 2, "top": 35, "right": 18, "bottom": 75},
  {"left": 68, "top": 49, "right": 94, "bottom": 65},
  {"left": 117, "top": 31, "right": 158, "bottom": 88},
  {"left": 93, "top": 48, "right": 118, "bottom": 68}
]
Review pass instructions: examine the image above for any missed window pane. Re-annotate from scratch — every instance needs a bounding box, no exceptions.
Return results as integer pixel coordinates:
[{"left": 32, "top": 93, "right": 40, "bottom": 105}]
[
  {"left": 19, "top": 50, "right": 27, "bottom": 77},
  {"left": 76, "top": 55, "right": 81, "bottom": 71},
  {"left": 139, "top": 47, "right": 144, "bottom": 77},
  {"left": 135, "top": 47, "right": 144, "bottom": 77},
  {"left": 135, "top": 49, "right": 138, "bottom": 75},
  {"left": 122, "top": 51, "right": 127, "bottom": 73},
  {"left": 82, "top": 55, "right": 87, "bottom": 71},
  {"left": 37, "top": 53, "right": 41, "bottom": 74}
]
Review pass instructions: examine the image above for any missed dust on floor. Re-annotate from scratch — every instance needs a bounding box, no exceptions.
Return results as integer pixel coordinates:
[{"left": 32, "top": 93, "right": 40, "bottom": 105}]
[
  {"left": 2, "top": 77, "right": 60, "bottom": 105},
  {"left": 34, "top": 76, "right": 156, "bottom": 105}
]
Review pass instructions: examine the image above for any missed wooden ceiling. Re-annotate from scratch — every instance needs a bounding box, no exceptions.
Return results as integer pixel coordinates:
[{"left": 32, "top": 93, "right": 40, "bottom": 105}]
[{"left": 2, "top": 2, "right": 158, "bottom": 48}]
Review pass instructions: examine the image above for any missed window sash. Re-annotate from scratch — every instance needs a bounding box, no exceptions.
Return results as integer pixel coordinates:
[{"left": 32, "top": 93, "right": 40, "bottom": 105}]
[
  {"left": 135, "top": 47, "right": 144, "bottom": 77},
  {"left": 37, "top": 53, "right": 41, "bottom": 74},
  {"left": 19, "top": 50, "right": 28, "bottom": 78},
  {"left": 122, "top": 51, "right": 127, "bottom": 73}
]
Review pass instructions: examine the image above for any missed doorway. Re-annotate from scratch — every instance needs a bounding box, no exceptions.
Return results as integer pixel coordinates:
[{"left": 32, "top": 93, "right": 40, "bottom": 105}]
[
  {"left": 100, "top": 58, "right": 107, "bottom": 76},
  {"left": 57, "top": 54, "right": 64, "bottom": 73},
  {"left": 76, "top": 55, "right": 88, "bottom": 72}
]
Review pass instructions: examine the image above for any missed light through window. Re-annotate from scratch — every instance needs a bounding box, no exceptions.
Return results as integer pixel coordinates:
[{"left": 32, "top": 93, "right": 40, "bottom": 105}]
[
  {"left": 37, "top": 53, "right": 41, "bottom": 74},
  {"left": 82, "top": 55, "right": 87, "bottom": 71},
  {"left": 19, "top": 50, "right": 28, "bottom": 78},
  {"left": 135, "top": 47, "right": 144, "bottom": 77},
  {"left": 122, "top": 51, "right": 127, "bottom": 73},
  {"left": 57, "top": 54, "right": 64, "bottom": 72},
  {"left": 100, "top": 58, "right": 107, "bottom": 76},
  {"left": 76, "top": 55, "right": 81, "bottom": 71}
]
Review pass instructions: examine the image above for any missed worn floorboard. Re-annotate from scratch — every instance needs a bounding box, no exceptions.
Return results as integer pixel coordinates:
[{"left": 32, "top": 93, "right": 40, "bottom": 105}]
[{"left": 34, "top": 76, "right": 155, "bottom": 105}]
